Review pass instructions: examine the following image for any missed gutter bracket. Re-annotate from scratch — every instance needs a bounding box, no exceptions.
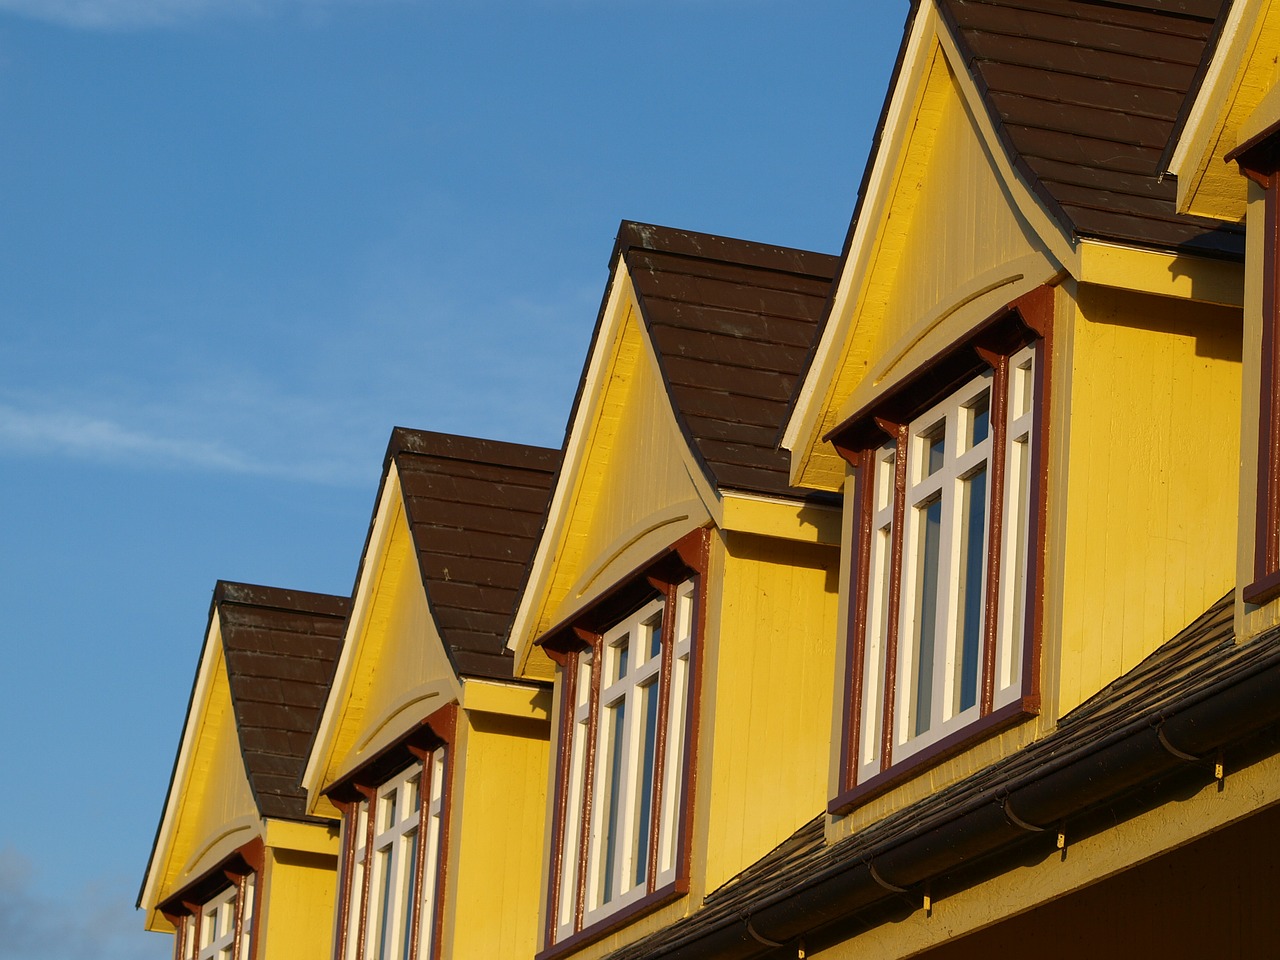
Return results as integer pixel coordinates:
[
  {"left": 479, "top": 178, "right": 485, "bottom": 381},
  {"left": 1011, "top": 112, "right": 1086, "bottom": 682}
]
[
  {"left": 744, "top": 914, "right": 785, "bottom": 949},
  {"left": 1001, "top": 796, "right": 1046, "bottom": 833},
  {"left": 868, "top": 860, "right": 909, "bottom": 894}
]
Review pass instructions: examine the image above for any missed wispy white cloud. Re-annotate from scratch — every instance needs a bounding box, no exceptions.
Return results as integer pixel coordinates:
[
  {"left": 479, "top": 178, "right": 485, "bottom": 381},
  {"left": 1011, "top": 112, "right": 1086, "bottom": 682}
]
[
  {"left": 0, "top": 402, "right": 360, "bottom": 484},
  {"left": 0, "top": 847, "right": 164, "bottom": 960},
  {"left": 0, "top": 0, "right": 375, "bottom": 30}
]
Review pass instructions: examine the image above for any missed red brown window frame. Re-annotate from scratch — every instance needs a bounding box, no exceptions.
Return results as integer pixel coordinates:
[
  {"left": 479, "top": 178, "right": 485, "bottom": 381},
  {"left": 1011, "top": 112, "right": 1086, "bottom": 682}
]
[
  {"left": 825, "top": 287, "right": 1053, "bottom": 814},
  {"left": 160, "top": 839, "right": 264, "bottom": 960},
  {"left": 1232, "top": 133, "right": 1280, "bottom": 604},
  {"left": 326, "top": 703, "right": 457, "bottom": 960},
  {"left": 536, "top": 527, "right": 710, "bottom": 960}
]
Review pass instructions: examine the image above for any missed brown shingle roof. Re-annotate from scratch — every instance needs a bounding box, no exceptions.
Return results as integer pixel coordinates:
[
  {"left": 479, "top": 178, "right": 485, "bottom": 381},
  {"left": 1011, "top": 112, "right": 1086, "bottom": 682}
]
[
  {"left": 385, "top": 428, "right": 560, "bottom": 679},
  {"left": 937, "top": 0, "right": 1243, "bottom": 256},
  {"left": 215, "top": 581, "right": 349, "bottom": 822},
  {"left": 616, "top": 222, "right": 839, "bottom": 499},
  {"left": 603, "top": 590, "right": 1280, "bottom": 960}
]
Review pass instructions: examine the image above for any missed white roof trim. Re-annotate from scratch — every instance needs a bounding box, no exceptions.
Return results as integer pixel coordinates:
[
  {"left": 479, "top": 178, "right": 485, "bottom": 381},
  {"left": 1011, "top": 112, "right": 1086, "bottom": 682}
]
[{"left": 139, "top": 610, "right": 225, "bottom": 915}]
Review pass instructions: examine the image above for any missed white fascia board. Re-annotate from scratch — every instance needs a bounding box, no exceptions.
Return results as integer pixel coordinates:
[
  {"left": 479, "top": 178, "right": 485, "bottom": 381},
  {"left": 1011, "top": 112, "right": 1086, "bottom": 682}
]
[
  {"left": 139, "top": 611, "right": 224, "bottom": 913},
  {"left": 1169, "top": 0, "right": 1252, "bottom": 187},
  {"left": 507, "top": 263, "right": 635, "bottom": 669},
  {"left": 781, "top": 2, "right": 938, "bottom": 465},
  {"left": 301, "top": 464, "right": 403, "bottom": 807}
]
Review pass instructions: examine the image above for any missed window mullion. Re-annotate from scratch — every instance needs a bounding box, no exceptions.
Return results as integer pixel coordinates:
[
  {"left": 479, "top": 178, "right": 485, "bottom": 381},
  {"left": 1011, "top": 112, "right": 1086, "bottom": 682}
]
[
  {"left": 881, "top": 422, "right": 909, "bottom": 770},
  {"left": 649, "top": 583, "right": 676, "bottom": 893},
  {"left": 980, "top": 353, "right": 1010, "bottom": 715},
  {"left": 576, "top": 642, "right": 601, "bottom": 929}
]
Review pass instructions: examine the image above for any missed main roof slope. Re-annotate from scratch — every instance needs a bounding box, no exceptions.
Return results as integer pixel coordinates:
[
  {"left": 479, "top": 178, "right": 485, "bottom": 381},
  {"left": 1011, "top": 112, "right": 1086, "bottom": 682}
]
[
  {"left": 216, "top": 581, "right": 349, "bottom": 822},
  {"left": 937, "top": 0, "right": 1241, "bottom": 255},
  {"left": 384, "top": 428, "right": 560, "bottom": 678},
  {"left": 616, "top": 221, "right": 838, "bottom": 498}
]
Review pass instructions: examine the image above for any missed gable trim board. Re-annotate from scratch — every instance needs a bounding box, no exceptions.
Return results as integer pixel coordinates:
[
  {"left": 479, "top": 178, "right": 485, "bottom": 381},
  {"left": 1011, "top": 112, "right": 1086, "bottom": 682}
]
[{"left": 595, "top": 591, "right": 1280, "bottom": 960}]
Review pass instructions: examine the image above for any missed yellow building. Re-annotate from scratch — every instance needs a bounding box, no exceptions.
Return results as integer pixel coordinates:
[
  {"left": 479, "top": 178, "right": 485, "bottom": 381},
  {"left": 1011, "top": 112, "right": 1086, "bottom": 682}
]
[
  {"left": 301, "top": 428, "right": 559, "bottom": 960},
  {"left": 138, "top": 581, "right": 350, "bottom": 960},
  {"left": 507, "top": 222, "right": 844, "bottom": 960},
  {"left": 580, "top": 2, "right": 1280, "bottom": 959}
]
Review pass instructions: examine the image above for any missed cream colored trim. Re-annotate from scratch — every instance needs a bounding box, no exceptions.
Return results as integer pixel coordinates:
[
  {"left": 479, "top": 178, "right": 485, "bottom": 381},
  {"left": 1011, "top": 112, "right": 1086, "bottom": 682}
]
[
  {"left": 508, "top": 267, "right": 636, "bottom": 672},
  {"left": 302, "top": 466, "right": 403, "bottom": 809},
  {"left": 180, "top": 814, "right": 259, "bottom": 877},
  {"left": 782, "top": 2, "right": 937, "bottom": 466},
  {"left": 1078, "top": 240, "right": 1244, "bottom": 307},
  {"left": 321, "top": 678, "right": 453, "bottom": 786},
  {"left": 1170, "top": 0, "right": 1254, "bottom": 203},
  {"left": 720, "top": 491, "right": 842, "bottom": 545},
  {"left": 263, "top": 818, "right": 340, "bottom": 856},
  {"left": 834, "top": 258, "right": 1058, "bottom": 428},
  {"left": 460, "top": 676, "right": 553, "bottom": 721},
  {"left": 567, "top": 501, "right": 705, "bottom": 602},
  {"left": 139, "top": 611, "right": 225, "bottom": 915}
]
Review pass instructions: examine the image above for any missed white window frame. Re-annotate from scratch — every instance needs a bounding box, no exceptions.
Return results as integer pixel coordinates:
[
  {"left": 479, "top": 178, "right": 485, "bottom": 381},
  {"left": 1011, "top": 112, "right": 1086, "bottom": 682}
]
[
  {"left": 549, "top": 577, "right": 697, "bottom": 947},
  {"left": 173, "top": 873, "right": 255, "bottom": 960},
  {"left": 849, "top": 342, "right": 1038, "bottom": 790},
  {"left": 338, "top": 747, "right": 447, "bottom": 960}
]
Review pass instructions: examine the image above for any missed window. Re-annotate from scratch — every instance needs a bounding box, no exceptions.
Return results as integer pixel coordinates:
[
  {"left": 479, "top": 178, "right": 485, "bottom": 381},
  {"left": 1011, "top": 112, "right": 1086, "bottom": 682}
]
[
  {"left": 165, "top": 862, "right": 258, "bottom": 960},
  {"left": 541, "top": 531, "right": 707, "bottom": 954},
  {"left": 1232, "top": 135, "right": 1280, "bottom": 604},
  {"left": 830, "top": 298, "right": 1048, "bottom": 811},
  {"left": 330, "top": 710, "right": 452, "bottom": 960}
]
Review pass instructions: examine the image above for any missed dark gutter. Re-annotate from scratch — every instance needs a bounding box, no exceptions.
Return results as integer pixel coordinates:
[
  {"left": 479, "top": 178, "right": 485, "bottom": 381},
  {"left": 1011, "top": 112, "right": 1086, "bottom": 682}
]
[{"left": 625, "top": 632, "right": 1280, "bottom": 960}]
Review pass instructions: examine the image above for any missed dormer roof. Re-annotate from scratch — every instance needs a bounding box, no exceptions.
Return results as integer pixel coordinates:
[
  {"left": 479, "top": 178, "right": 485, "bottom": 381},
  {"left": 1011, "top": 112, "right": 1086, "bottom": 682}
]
[
  {"left": 379, "top": 428, "right": 561, "bottom": 678},
  {"left": 611, "top": 221, "right": 838, "bottom": 498},
  {"left": 938, "top": 0, "right": 1240, "bottom": 256},
  {"left": 215, "top": 581, "right": 348, "bottom": 821}
]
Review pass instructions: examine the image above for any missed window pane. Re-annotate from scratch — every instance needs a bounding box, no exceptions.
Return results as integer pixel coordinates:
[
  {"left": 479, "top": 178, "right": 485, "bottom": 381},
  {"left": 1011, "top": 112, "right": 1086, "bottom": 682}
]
[
  {"left": 634, "top": 678, "right": 660, "bottom": 888},
  {"left": 967, "top": 391, "right": 990, "bottom": 448},
  {"left": 658, "top": 647, "right": 690, "bottom": 877},
  {"left": 955, "top": 466, "right": 987, "bottom": 715},
  {"left": 645, "top": 612, "right": 663, "bottom": 663},
  {"left": 925, "top": 424, "right": 945, "bottom": 476},
  {"left": 600, "top": 696, "right": 627, "bottom": 905},
  {"left": 401, "top": 828, "right": 418, "bottom": 960},
  {"left": 911, "top": 495, "right": 943, "bottom": 737}
]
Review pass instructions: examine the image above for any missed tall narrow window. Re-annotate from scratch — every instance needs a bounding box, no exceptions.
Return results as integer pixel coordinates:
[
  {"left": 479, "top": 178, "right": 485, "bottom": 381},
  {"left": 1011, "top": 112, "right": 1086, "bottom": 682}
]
[
  {"left": 332, "top": 721, "right": 451, "bottom": 960},
  {"left": 831, "top": 302, "right": 1047, "bottom": 813},
  {"left": 543, "top": 532, "right": 707, "bottom": 954},
  {"left": 168, "top": 870, "right": 257, "bottom": 960}
]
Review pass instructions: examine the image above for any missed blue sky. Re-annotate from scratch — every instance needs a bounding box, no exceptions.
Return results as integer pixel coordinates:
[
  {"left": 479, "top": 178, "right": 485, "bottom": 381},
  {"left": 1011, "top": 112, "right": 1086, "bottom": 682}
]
[{"left": 0, "top": 2, "right": 903, "bottom": 957}]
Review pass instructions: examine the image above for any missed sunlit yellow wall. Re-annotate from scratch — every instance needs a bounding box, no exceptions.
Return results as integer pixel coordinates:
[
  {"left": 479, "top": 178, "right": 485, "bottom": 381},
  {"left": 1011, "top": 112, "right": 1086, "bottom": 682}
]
[
  {"left": 536, "top": 291, "right": 712, "bottom": 642},
  {"left": 256, "top": 846, "right": 339, "bottom": 960},
  {"left": 1056, "top": 283, "right": 1241, "bottom": 714},
  {"left": 444, "top": 709, "right": 550, "bottom": 960},
  {"left": 793, "top": 25, "right": 1059, "bottom": 493},
  {"left": 147, "top": 630, "right": 261, "bottom": 928},
  {"left": 321, "top": 494, "right": 462, "bottom": 787},
  {"left": 699, "top": 532, "right": 840, "bottom": 892}
]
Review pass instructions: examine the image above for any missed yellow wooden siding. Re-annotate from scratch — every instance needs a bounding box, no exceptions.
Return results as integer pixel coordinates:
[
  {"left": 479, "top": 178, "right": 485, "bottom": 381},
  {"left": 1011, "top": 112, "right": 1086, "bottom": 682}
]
[
  {"left": 799, "top": 36, "right": 1057, "bottom": 492},
  {"left": 699, "top": 532, "right": 840, "bottom": 892},
  {"left": 537, "top": 293, "right": 712, "bottom": 635},
  {"left": 256, "top": 846, "right": 339, "bottom": 960},
  {"left": 321, "top": 497, "right": 462, "bottom": 786},
  {"left": 163, "top": 637, "right": 260, "bottom": 900},
  {"left": 445, "top": 710, "right": 550, "bottom": 960},
  {"left": 1176, "top": 0, "right": 1280, "bottom": 221},
  {"left": 1056, "top": 284, "right": 1241, "bottom": 715}
]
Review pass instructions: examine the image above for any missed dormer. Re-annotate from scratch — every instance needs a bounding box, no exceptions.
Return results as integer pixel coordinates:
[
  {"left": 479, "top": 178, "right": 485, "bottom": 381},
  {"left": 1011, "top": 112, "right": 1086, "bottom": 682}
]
[
  {"left": 138, "top": 582, "right": 349, "bottom": 960},
  {"left": 302, "top": 428, "right": 559, "bottom": 960},
  {"left": 508, "top": 221, "right": 844, "bottom": 960}
]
